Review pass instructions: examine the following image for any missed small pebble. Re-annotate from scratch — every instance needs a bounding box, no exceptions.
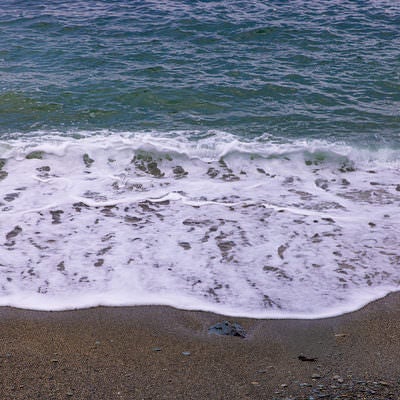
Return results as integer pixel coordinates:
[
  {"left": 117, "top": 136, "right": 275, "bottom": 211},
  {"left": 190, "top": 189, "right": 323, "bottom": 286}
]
[
  {"left": 311, "top": 373, "right": 321, "bottom": 379},
  {"left": 152, "top": 347, "right": 162, "bottom": 352},
  {"left": 208, "top": 321, "right": 246, "bottom": 338},
  {"left": 182, "top": 351, "right": 191, "bottom": 356}
]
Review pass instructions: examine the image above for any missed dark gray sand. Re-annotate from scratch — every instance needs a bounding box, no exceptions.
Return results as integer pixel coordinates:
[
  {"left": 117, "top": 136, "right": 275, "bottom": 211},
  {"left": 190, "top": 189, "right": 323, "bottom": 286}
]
[{"left": 1, "top": 293, "right": 400, "bottom": 399}]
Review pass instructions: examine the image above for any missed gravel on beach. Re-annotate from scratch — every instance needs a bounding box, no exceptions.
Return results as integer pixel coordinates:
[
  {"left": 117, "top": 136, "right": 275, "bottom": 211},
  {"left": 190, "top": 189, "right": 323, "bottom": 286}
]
[{"left": 1, "top": 293, "right": 400, "bottom": 399}]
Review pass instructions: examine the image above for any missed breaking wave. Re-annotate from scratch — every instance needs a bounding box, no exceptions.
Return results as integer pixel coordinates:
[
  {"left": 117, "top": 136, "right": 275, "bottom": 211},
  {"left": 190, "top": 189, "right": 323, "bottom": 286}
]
[{"left": 0, "top": 131, "right": 399, "bottom": 318}]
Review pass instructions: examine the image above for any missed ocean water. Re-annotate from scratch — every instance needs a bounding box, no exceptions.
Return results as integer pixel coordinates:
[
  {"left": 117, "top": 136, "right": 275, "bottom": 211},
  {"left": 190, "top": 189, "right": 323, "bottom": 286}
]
[{"left": 0, "top": 1, "right": 399, "bottom": 318}]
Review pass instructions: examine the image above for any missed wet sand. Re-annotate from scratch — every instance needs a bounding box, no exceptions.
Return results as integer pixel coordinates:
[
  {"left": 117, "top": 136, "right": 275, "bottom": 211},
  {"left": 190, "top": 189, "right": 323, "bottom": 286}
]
[{"left": 1, "top": 293, "right": 400, "bottom": 399}]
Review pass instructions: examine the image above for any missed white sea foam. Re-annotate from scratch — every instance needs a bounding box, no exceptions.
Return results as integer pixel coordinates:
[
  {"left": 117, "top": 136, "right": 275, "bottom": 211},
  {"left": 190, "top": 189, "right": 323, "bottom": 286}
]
[{"left": 0, "top": 131, "right": 399, "bottom": 318}]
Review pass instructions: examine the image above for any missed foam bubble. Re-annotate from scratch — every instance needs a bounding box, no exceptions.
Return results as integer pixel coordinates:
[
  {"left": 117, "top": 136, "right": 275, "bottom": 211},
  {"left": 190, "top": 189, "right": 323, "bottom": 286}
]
[{"left": 0, "top": 132, "right": 399, "bottom": 318}]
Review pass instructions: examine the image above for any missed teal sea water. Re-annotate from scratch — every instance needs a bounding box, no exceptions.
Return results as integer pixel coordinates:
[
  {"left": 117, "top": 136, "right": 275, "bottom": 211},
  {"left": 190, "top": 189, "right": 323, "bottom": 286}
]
[
  {"left": 1, "top": 0, "right": 400, "bottom": 144},
  {"left": 0, "top": 1, "right": 399, "bottom": 317}
]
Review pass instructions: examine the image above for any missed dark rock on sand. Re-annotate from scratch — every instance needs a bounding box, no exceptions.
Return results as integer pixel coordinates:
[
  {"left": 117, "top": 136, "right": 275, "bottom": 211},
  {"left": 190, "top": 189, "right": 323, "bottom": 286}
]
[
  {"left": 83, "top": 153, "right": 94, "bottom": 167},
  {"left": 26, "top": 151, "right": 44, "bottom": 159},
  {"left": 6, "top": 225, "right": 22, "bottom": 241},
  {"left": 36, "top": 165, "right": 51, "bottom": 172},
  {"left": 0, "top": 159, "right": 7, "bottom": 180},
  {"left": 173, "top": 165, "right": 188, "bottom": 178},
  {"left": 298, "top": 355, "right": 318, "bottom": 362},
  {"left": 50, "top": 210, "right": 64, "bottom": 224},
  {"left": 208, "top": 321, "right": 246, "bottom": 338},
  {"left": 4, "top": 193, "right": 19, "bottom": 202},
  {"left": 178, "top": 242, "right": 191, "bottom": 250}
]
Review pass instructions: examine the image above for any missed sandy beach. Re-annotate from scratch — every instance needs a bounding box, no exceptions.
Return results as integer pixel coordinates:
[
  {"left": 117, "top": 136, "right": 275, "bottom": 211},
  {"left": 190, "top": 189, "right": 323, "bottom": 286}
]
[{"left": 0, "top": 293, "right": 399, "bottom": 399}]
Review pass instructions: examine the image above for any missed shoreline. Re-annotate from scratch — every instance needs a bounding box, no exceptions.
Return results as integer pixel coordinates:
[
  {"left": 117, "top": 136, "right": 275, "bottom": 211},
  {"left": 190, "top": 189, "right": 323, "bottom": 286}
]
[{"left": 1, "top": 293, "right": 400, "bottom": 399}]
